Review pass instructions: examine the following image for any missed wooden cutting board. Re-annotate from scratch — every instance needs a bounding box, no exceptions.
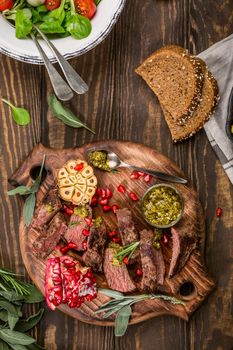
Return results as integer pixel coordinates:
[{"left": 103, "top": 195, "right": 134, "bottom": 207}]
[{"left": 9, "top": 141, "right": 214, "bottom": 326}]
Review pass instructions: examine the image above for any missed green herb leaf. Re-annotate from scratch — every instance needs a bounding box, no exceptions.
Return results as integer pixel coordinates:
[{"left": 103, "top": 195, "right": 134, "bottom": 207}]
[
  {"left": 0, "top": 329, "right": 35, "bottom": 346},
  {"left": 2, "top": 99, "right": 30, "bottom": 126},
  {"left": 38, "top": 20, "right": 66, "bottom": 34},
  {"left": 22, "top": 285, "right": 44, "bottom": 304},
  {"left": 66, "top": 13, "right": 91, "bottom": 39},
  {"left": 7, "top": 186, "right": 32, "bottom": 196},
  {"left": 0, "top": 290, "right": 24, "bottom": 303},
  {"left": 8, "top": 314, "right": 19, "bottom": 331},
  {"left": 95, "top": 0, "right": 102, "bottom": 4},
  {"left": 0, "top": 339, "right": 11, "bottom": 350},
  {"left": 10, "top": 344, "right": 28, "bottom": 350},
  {"left": 48, "top": 94, "right": 95, "bottom": 134},
  {"left": 24, "top": 194, "right": 36, "bottom": 227},
  {"left": 0, "top": 310, "right": 8, "bottom": 322},
  {"left": 0, "top": 300, "right": 21, "bottom": 318},
  {"left": 27, "top": 344, "right": 45, "bottom": 350},
  {"left": 115, "top": 305, "right": 132, "bottom": 337},
  {"left": 15, "top": 309, "right": 44, "bottom": 333},
  {"left": 15, "top": 9, "right": 33, "bottom": 39},
  {"left": 98, "top": 289, "right": 124, "bottom": 299}
]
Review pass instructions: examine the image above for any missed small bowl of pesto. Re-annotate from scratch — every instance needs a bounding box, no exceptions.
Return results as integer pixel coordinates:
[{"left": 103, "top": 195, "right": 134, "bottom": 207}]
[{"left": 141, "top": 184, "right": 184, "bottom": 228}]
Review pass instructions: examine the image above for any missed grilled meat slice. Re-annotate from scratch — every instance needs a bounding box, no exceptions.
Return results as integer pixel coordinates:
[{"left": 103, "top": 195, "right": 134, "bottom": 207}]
[
  {"left": 82, "top": 219, "right": 107, "bottom": 272},
  {"left": 31, "top": 188, "right": 62, "bottom": 229},
  {"left": 104, "top": 248, "right": 136, "bottom": 293},
  {"left": 139, "top": 229, "right": 165, "bottom": 292},
  {"left": 33, "top": 212, "right": 67, "bottom": 259}
]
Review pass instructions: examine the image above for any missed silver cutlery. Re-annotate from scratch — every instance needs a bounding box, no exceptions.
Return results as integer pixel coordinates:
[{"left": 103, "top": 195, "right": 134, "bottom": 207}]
[{"left": 88, "top": 149, "right": 188, "bottom": 184}]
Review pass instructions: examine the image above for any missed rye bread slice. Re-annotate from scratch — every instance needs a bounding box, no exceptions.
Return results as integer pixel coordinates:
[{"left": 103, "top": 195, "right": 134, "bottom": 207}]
[
  {"left": 162, "top": 69, "right": 219, "bottom": 142},
  {"left": 135, "top": 45, "right": 206, "bottom": 125}
]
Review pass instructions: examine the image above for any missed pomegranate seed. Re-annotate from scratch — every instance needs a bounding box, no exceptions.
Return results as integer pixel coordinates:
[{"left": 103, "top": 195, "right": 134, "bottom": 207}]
[
  {"left": 86, "top": 294, "right": 93, "bottom": 301},
  {"left": 111, "top": 204, "right": 120, "bottom": 214},
  {"left": 117, "top": 185, "right": 126, "bottom": 194},
  {"left": 60, "top": 246, "right": 70, "bottom": 254},
  {"left": 99, "top": 198, "right": 108, "bottom": 206},
  {"left": 129, "top": 192, "right": 139, "bottom": 201},
  {"left": 91, "top": 196, "right": 98, "bottom": 207},
  {"left": 107, "top": 231, "right": 118, "bottom": 238},
  {"left": 68, "top": 242, "right": 77, "bottom": 249},
  {"left": 82, "top": 241, "right": 87, "bottom": 250},
  {"left": 65, "top": 208, "right": 74, "bottom": 215},
  {"left": 130, "top": 172, "right": 140, "bottom": 180},
  {"left": 135, "top": 268, "right": 143, "bottom": 277},
  {"left": 123, "top": 257, "right": 129, "bottom": 265},
  {"left": 112, "top": 237, "right": 122, "bottom": 244},
  {"left": 74, "top": 163, "right": 84, "bottom": 171},
  {"left": 103, "top": 205, "right": 112, "bottom": 212},
  {"left": 216, "top": 207, "right": 223, "bottom": 218},
  {"left": 105, "top": 188, "right": 112, "bottom": 199},
  {"left": 82, "top": 229, "right": 90, "bottom": 237},
  {"left": 85, "top": 269, "right": 93, "bottom": 278},
  {"left": 144, "top": 174, "right": 152, "bottom": 183},
  {"left": 162, "top": 234, "right": 169, "bottom": 245},
  {"left": 100, "top": 189, "right": 107, "bottom": 198},
  {"left": 96, "top": 188, "right": 102, "bottom": 196},
  {"left": 85, "top": 218, "right": 93, "bottom": 227}
]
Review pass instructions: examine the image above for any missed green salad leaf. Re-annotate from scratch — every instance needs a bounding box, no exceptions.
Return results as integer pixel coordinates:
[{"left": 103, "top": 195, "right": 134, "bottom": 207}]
[
  {"left": 15, "top": 9, "right": 33, "bottom": 39},
  {"left": 66, "top": 13, "right": 91, "bottom": 39}
]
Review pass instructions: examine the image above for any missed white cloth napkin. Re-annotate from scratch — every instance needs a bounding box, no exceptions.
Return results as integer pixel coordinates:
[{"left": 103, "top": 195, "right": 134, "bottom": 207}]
[{"left": 198, "top": 34, "right": 233, "bottom": 183}]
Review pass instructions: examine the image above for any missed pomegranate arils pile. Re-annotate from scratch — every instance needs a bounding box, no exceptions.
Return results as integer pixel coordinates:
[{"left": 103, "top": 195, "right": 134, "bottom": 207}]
[
  {"left": 93, "top": 187, "right": 120, "bottom": 214},
  {"left": 45, "top": 256, "right": 97, "bottom": 310}
]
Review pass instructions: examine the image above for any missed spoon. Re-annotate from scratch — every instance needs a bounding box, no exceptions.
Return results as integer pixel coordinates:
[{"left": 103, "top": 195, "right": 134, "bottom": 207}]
[{"left": 88, "top": 149, "right": 188, "bottom": 184}]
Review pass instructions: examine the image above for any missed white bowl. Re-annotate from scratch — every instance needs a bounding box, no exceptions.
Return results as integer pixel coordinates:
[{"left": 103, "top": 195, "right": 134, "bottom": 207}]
[{"left": 0, "top": 0, "right": 126, "bottom": 64}]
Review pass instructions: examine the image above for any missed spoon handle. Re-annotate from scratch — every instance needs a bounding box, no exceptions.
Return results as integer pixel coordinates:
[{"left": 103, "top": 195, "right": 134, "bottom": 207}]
[{"left": 121, "top": 164, "right": 187, "bottom": 184}]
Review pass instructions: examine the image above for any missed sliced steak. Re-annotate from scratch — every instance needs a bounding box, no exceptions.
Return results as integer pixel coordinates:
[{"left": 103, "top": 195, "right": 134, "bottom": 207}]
[
  {"left": 63, "top": 208, "right": 92, "bottom": 251},
  {"left": 82, "top": 219, "right": 107, "bottom": 272},
  {"left": 31, "top": 188, "right": 62, "bottom": 230},
  {"left": 104, "top": 248, "right": 136, "bottom": 293},
  {"left": 33, "top": 212, "right": 67, "bottom": 259},
  {"left": 139, "top": 229, "right": 165, "bottom": 292}
]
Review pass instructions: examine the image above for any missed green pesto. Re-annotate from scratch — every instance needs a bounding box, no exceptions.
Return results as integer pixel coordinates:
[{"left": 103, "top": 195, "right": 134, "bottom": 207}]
[
  {"left": 142, "top": 186, "right": 182, "bottom": 226},
  {"left": 74, "top": 206, "right": 89, "bottom": 218},
  {"left": 94, "top": 216, "right": 103, "bottom": 228},
  {"left": 45, "top": 204, "right": 53, "bottom": 213},
  {"left": 88, "top": 151, "right": 110, "bottom": 171}
]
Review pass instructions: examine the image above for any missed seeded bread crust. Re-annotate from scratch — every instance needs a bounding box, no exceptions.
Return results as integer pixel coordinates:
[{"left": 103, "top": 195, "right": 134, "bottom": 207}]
[
  {"left": 135, "top": 45, "right": 206, "bottom": 125},
  {"left": 162, "top": 70, "right": 219, "bottom": 142}
]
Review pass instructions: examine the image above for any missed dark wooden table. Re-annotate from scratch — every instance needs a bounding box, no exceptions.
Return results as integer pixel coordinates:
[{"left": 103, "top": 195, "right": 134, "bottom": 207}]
[{"left": 0, "top": 1, "right": 233, "bottom": 349}]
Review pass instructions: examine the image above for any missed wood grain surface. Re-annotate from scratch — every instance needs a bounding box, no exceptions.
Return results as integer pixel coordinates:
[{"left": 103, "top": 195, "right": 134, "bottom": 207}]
[
  {"left": 13, "top": 141, "right": 214, "bottom": 326},
  {"left": 0, "top": 0, "right": 233, "bottom": 349}
]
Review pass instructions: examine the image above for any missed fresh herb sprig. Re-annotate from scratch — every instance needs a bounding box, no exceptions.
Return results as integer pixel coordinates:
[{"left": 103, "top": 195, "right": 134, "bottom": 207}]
[
  {"left": 0, "top": 267, "right": 45, "bottom": 348},
  {"left": 48, "top": 94, "right": 95, "bottom": 134},
  {"left": 7, "top": 155, "right": 46, "bottom": 226},
  {"left": 114, "top": 242, "right": 139, "bottom": 264},
  {"left": 97, "top": 289, "right": 185, "bottom": 337},
  {"left": 2, "top": 98, "right": 31, "bottom": 126}
]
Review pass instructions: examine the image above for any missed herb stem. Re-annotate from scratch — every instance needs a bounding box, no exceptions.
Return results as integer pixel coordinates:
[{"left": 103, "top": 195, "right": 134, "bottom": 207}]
[{"left": 1, "top": 98, "right": 15, "bottom": 109}]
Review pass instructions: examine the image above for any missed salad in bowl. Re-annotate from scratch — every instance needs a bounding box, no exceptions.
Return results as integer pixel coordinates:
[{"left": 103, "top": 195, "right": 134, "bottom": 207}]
[{"left": 0, "top": 0, "right": 125, "bottom": 63}]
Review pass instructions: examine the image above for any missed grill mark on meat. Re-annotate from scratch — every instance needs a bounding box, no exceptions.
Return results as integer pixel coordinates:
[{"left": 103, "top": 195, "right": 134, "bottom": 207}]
[
  {"left": 139, "top": 229, "right": 165, "bottom": 292},
  {"left": 33, "top": 212, "right": 67, "bottom": 259},
  {"left": 104, "top": 248, "right": 136, "bottom": 293},
  {"left": 82, "top": 221, "right": 107, "bottom": 272},
  {"left": 31, "top": 188, "right": 61, "bottom": 230},
  {"left": 63, "top": 208, "right": 92, "bottom": 251}
]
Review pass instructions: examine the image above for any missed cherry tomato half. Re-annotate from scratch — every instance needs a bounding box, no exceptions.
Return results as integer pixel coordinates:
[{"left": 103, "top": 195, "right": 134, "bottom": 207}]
[
  {"left": 75, "top": 0, "right": 96, "bottom": 19},
  {"left": 45, "top": 0, "right": 60, "bottom": 11},
  {"left": 0, "top": 0, "right": 13, "bottom": 12}
]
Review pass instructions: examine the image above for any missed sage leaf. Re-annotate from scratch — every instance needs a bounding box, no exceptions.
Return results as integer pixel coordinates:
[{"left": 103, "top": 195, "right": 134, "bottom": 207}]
[
  {"left": 115, "top": 305, "right": 132, "bottom": 337},
  {"left": 8, "top": 314, "right": 19, "bottom": 331},
  {"left": 7, "top": 187, "right": 32, "bottom": 196},
  {"left": 2, "top": 99, "right": 30, "bottom": 126},
  {"left": 0, "top": 290, "right": 24, "bottom": 303},
  {"left": 48, "top": 94, "right": 95, "bottom": 134},
  {"left": 0, "top": 300, "right": 20, "bottom": 317},
  {"left": 15, "top": 309, "right": 44, "bottom": 333},
  {"left": 0, "top": 329, "right": 35, "bottom": 345},
  {"left": 24, "top": 194, "right": 36, "bottom": 227},
  {"left": 0, "top": 339, "right": 11, "bottom": 350},
  {"left": 10, "top": 345, "right": 28, "bottom": 350},
  {"left": 27, "top": 344, "right": 45, "bottom": 350},
  {"left": 98, "top": 289, "right": 124, "bottom": 299},
  {"left": 0, "top": 309, "right": 8, "bottom": 322},
  {"left": 22, "top": 285, "right": 44, "bottom": 304}
]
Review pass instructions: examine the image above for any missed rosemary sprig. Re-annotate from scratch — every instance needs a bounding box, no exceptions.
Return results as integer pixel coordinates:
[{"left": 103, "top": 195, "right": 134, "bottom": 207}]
[
  {"left": 97, "top": 288, "right": 185, "bottom": 337},
  {"left": 0, "top": 269, "right": 30, "bottom": 296},
  {"left": 114, "top": 241, "right": 140, "bottom": 263}
]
